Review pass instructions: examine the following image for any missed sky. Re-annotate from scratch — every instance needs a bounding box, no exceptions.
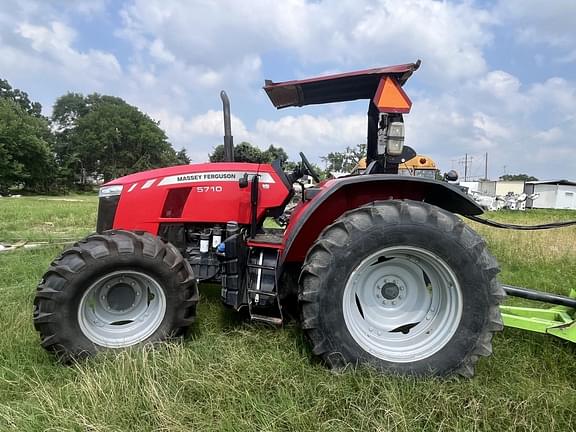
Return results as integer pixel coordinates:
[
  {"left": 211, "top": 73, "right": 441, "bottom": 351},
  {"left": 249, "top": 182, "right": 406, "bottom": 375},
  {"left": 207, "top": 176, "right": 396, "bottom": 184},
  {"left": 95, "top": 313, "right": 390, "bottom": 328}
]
[{"left": 1, "top": 0, "right": 575, "bottom": 180}]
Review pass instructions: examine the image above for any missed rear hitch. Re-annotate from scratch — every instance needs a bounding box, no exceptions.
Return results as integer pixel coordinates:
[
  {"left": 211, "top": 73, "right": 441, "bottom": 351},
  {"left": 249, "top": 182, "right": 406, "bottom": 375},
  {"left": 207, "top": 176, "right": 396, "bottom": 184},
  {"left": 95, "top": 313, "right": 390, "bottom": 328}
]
[{"left": 501, "top": 286, "right": 576, "bottom": 343}]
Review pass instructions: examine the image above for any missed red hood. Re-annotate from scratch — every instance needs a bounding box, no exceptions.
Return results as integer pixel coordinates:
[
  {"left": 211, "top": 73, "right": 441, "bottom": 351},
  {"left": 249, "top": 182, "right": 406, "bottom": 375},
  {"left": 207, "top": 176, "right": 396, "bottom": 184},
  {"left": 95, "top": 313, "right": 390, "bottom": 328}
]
[{"left": 104, "top": 162, "right": 264, "bottom": 186}]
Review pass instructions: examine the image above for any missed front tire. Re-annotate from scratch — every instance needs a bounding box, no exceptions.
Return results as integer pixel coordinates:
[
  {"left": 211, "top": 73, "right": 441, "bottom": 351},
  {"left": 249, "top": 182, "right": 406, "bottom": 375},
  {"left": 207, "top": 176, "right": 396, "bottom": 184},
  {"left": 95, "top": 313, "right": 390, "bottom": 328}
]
[
  {"left": 299, "top": 200, "right": 504, "bottom": 377},
  {"left": 34, "top": 230, "right": 198, "bottom": 362}
]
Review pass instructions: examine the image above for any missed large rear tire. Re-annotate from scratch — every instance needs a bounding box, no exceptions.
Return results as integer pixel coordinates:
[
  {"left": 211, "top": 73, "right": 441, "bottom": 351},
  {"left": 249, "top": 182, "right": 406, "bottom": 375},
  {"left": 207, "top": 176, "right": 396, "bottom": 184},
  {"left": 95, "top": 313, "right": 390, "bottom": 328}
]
[
  {"left": 299, "top": 200, "right": 504, "bottom": 377},
  {"left": 34, "top": 230, "right": 198, "bottom": 362}
]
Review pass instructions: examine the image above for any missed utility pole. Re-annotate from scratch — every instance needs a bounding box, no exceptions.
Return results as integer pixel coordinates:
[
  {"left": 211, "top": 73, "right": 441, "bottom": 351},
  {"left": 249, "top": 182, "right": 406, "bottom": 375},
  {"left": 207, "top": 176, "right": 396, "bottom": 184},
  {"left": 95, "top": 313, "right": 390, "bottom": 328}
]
[
  {"left": 457, "top": 155, "right": 473, "bottom": 181},
  {"left": 484, "top": 152, "right": 488, "bottom": 180}
]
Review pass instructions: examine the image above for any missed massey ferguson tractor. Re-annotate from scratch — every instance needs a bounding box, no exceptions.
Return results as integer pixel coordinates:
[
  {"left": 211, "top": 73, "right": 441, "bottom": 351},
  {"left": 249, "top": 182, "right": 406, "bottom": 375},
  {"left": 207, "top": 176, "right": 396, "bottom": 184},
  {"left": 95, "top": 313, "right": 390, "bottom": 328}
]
[{"left": 34, "top": 60, "right": 507, "bottom": 377}]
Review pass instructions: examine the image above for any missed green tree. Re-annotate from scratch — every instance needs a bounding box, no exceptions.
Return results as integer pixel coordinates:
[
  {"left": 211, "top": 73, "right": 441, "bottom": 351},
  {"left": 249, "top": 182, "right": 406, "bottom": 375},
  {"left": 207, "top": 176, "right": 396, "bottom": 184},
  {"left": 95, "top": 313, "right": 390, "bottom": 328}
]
[
  {"left": 0, "top": 99, "right": 55, "bottom": 193},
  {"left": 52, "top": 92, "right": 90, "bottom": 130},
  {"left": 208, "top": 143, "right": 327, "bottom": 181},
  {"left": 262, "top": 144, "right": 288, "bottom": 165},
  {"left": 209, "top": 141, "right": 267, "bottom": 163},
  {"left": 321, "top": 143, "right": 366, "bottom": 173},
  {"left": 0, "top": 79, "right": 42, "bottom": 117},
  {"left": 53, "top": 93, "right": 181, "bottom": 183},
  {"left": 235, "top": 142, "right": 265, "bottom": 163},
  {"left": 208, "top": 144, "right": 226, "bottom": 162},
  {"left": 209, "top": 142, "right": 293, "bottom": 165},
  {"left": 499, "top": 174, "right": 538, "bottom": 182},
  {"left": 283, "top": 161, "right": 300, "bottom": 172},
  {"left": 176, "top": 148, "right": 191, "bottom": 164}
]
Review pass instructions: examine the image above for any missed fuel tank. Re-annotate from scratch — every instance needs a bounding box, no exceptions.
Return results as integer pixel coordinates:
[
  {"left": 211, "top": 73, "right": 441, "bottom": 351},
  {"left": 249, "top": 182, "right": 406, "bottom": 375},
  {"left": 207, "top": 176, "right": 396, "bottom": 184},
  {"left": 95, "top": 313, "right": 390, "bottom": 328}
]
[{"left": 98, "top": 162, "right": 291, "bottom": 234}]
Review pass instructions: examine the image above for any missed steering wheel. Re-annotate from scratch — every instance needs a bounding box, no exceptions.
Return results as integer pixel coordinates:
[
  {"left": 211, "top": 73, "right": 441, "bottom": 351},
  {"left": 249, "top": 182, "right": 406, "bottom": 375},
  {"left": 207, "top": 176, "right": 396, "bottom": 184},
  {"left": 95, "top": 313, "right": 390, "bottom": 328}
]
[{"left": 299, "top": 152, "right": 320, "bottom": 183}]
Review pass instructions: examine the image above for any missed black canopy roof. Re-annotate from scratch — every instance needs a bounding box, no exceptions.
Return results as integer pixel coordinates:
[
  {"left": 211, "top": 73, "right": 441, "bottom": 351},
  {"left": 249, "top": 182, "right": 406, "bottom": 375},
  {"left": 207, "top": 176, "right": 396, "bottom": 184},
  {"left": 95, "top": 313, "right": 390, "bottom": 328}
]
[{"left": 263, "top": 60, "right": 420, "bottom": 109}]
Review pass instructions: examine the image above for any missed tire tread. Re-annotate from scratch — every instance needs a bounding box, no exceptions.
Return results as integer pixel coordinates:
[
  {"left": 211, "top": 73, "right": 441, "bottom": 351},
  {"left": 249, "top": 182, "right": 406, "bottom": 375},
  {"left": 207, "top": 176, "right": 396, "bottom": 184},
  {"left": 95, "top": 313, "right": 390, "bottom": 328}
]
[
  {"left": 299, "top": 199, "right": 504, "bottom": 377},
  {"left": 34, "top": 230, "right": 199, "bottom": 362}
]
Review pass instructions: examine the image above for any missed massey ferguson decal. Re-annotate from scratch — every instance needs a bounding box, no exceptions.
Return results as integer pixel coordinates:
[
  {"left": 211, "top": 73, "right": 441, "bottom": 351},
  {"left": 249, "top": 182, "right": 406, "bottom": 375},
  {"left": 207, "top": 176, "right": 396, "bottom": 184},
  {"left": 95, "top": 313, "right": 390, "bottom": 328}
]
[{"left": 158, "top": 171, "right": 275, "bottom": 186}]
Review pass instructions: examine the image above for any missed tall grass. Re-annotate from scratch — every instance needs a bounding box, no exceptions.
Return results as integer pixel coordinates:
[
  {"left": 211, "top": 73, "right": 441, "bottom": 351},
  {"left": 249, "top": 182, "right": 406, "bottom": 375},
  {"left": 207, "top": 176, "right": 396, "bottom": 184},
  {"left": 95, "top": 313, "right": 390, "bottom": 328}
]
[
  {"left": 0, "top": 200, "right": 575, "bottom": 431},
  {"left": 469, "top": 210, "right": 576, "bottom": 295},
  {"left": 0, "top": 195, "right": 97, "bottom": 243}
]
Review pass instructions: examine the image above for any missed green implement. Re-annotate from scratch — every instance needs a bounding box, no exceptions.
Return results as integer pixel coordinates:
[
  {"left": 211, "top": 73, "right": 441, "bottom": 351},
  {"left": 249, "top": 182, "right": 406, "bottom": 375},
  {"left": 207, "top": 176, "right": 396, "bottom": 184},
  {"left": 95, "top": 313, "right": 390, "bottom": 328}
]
[{"left": 501, "top": 287, "right": 576, "bottom": 343}]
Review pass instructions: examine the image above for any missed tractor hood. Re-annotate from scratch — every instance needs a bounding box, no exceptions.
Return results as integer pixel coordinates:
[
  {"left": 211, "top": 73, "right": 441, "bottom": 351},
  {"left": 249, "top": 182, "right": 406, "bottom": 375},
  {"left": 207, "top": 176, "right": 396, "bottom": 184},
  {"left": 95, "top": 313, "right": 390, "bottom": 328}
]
[{"left": 264, "top": 60, "right": 420, "bottom": 109}]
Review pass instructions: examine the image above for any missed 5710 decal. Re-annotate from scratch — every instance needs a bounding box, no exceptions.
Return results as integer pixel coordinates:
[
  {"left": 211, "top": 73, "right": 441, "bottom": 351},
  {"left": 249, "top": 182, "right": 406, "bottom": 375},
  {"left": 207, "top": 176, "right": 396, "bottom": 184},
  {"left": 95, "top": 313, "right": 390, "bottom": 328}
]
[{"left": 196, "top": 186, "right": 223, "bottom": 193}]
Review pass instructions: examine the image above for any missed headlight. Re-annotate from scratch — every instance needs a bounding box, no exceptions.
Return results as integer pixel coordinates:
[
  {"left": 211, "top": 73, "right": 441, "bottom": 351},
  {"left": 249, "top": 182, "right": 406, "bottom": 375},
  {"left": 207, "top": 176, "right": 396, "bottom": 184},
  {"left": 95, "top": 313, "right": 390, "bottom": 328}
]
[
  {"left": 99, "top": 185, "right": 123, "bottom": 197},
  {"left": 386, "top": 122, "right": 404, "bottom": 156}
]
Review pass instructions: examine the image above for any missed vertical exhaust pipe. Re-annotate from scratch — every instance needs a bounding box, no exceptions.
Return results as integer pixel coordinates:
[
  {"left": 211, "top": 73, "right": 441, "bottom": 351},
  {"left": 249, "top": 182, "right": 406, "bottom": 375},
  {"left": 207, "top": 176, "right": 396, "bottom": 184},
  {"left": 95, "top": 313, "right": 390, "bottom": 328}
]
[{"left": 220, "top": 90, "right": 234, "bottom": 162}]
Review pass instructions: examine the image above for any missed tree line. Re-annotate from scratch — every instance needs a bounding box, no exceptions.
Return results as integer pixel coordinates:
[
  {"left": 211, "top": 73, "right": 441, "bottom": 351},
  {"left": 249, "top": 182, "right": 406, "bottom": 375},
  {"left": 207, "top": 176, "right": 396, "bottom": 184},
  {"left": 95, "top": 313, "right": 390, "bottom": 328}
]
[
  {"left": 0, "top": 78, "right": 332, "bottom": 195},
  {"left": 0, "top": 78, "right": 189, "bottom": 194},
  {"left": 8, "top": 77, "right": 532, "bottom": 194},
  {"left": 208, "top": 142, "right": 362, "bottom": 178}
]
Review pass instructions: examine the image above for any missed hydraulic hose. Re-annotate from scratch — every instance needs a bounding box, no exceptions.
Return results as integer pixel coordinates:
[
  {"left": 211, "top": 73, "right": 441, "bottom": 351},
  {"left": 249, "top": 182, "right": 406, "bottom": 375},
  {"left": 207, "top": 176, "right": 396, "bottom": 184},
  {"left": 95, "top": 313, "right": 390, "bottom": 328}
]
[{"left": 465, "top": 215, "right": 576, "bottom": 230}]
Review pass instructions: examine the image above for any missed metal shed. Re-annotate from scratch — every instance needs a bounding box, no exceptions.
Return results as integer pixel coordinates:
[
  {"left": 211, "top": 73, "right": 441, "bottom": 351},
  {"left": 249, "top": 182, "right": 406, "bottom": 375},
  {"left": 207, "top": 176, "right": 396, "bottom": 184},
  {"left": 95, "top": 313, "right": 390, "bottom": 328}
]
[{"left": 525, "top": 180, "right": 576, "bottom": 209}]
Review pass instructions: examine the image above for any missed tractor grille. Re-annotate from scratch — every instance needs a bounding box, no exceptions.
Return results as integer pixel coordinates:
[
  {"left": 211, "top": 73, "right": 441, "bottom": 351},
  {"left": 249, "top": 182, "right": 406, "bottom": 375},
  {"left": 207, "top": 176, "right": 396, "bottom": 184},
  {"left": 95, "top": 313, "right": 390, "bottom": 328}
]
[{"left": 96, "top": 195, "right": 120, "bottom": 233}]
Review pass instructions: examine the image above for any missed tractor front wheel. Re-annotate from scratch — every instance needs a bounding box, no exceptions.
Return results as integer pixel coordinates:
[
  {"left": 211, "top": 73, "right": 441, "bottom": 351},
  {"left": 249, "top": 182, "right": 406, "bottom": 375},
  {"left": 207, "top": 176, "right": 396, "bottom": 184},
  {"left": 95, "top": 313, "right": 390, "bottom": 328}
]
[
  {"left": 34, "top": 230, "right": 198, "bottom": 362},
  {"left": 299, "top": 200, "right": 504, "bottom": 377}
]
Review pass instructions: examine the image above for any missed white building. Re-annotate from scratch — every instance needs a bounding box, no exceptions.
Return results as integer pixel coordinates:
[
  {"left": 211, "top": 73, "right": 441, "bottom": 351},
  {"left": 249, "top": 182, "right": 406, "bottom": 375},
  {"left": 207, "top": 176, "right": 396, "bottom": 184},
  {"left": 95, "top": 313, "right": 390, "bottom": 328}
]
[
  {"left": 496, "top": 181, "right": 525, "bottom": 196},
  {"left": 474, "top": 180, "right": 525, "bottom": 197},
  {"left": 525, "top": 180, "right": 576, "bottom": 210},
  {"left": 460, "top": 181, "right": 479, "bottom": 193}
]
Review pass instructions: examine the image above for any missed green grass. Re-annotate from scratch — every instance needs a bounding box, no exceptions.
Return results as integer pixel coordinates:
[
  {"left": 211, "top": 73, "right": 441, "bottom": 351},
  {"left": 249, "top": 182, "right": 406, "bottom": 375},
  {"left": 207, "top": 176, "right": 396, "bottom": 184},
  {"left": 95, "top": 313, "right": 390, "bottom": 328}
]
[
  {"left": 0, "top": 195, "right": 97, "bottom": 243},
  {"left": 0, "top": 200, "right": 575, "bottom": 431}
]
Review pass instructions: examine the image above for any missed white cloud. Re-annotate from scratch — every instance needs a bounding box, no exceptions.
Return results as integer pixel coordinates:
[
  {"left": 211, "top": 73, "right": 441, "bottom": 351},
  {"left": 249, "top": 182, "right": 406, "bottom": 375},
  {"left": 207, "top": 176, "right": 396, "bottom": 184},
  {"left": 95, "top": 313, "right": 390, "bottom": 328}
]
[
  {"left": 0, "top": 2, "right": 122, "bottom": 108},
  {"left": 147, "top": 62, "right": 576, "bottom": 179},
  {"left": 118, "top": 0, "right": 494, "bottom": 82},
  {"left": 0, "top": 0, "right": 574, "bottom": 180},
  {"left": 255, "top": 114, "right": 366, "bottom": 158},
  {"left": 528, "top": 78, "right": 576, "bottom": 114},
  {"left": 497, "top": 0, "right": 576, "bottom": 48},
  {"left": 472, "top": 112, "right": 512, "bottom": 141},
  {"left": 534, "top": 127, "right": 563, "bottom": 143},
  {"left": 151, "top": 109, "right": 366, "bottom": 163},
  {"left": 149, "top": 39, "right": 175, "bottom": 64},
  {"left": 477, "top": 71, "right": 521, "bottom": 99},
  {"left": 150, "top": 109, "right": 252, "bottom": 162},
  {"left": 395, "top": 67, "right": 576, "bottom": 179},
  {"left": 14, "top": 21, "right": 121, "bottom": 85}
]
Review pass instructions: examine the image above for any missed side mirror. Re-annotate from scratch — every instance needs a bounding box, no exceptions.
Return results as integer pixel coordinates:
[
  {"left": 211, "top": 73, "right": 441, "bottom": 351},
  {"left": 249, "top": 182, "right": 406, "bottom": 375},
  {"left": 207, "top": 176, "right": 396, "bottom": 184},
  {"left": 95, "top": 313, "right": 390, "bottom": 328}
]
[{"left": 239, "top": 173, "right": 249, "bottom": 188}]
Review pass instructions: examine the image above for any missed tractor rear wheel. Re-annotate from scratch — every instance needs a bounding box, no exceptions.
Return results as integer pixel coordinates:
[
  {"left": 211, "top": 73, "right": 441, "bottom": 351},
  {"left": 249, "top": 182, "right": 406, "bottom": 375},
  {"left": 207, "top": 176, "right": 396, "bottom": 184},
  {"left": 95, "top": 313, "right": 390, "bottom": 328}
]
[
  {"left": 34, "top": 230, "right": 198, "bottom": 362},
  {"left": 299, "top": 200, "right": 504, "bottom": 377}
]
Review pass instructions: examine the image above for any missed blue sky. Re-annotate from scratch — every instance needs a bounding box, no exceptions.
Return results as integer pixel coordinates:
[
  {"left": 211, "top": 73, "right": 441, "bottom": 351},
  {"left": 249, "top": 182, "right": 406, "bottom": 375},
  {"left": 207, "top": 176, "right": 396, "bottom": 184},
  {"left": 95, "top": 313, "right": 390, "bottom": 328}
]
[{"left": 2, "top": 0, "right": 575, "bottom": 180}]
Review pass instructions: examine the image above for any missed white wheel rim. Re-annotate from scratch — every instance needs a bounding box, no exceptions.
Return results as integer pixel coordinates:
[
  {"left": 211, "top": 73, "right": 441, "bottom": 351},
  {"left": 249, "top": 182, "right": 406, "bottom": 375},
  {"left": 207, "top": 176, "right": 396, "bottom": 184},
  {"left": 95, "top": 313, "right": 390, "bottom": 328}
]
[
  {"left": 78, "top": 270, "right": 167, "bottom": 348},
  {"left": 342, "top": 246, "right": 463, "bottom": 363}
]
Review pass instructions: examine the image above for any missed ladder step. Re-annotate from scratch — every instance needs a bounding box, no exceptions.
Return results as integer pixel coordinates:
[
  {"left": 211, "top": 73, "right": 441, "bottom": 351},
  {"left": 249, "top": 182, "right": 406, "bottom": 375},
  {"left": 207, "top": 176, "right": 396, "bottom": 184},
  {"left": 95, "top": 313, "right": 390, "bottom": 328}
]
[
  {"left": 248, "top": 290, "right": 277, "bottom": 297},
  {"left": 247, "top": 264, "right": 276, "bottom": 271},
  {"left": 250, "top": 314, "right": 283, "bottom": 326}
]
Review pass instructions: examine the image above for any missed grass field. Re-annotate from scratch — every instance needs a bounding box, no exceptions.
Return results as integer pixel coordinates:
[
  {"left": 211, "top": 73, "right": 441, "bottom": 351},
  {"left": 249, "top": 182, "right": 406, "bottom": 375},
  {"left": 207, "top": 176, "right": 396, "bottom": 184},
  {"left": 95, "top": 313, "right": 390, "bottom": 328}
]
[{"left": 0, "top": 196, "right": 575, "bottom": 431}]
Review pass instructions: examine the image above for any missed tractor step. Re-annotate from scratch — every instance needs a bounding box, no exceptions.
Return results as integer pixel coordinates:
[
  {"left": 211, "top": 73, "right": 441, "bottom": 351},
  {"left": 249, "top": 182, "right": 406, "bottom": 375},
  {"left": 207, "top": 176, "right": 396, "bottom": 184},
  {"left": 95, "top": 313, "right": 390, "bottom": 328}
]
[
  {"left": 246, "top": 247, "right": 284, "bottom": 326},
  {"left": 250, "top": 232, "right": 283, "bottom": 245},
  {"left": 247, "top": 263, "right": 276, "bottom": 271},
  {"left": 250, "top": 314, "right": 283, "bottom": 326},
  {"left": 248, "top": 289, "right": 277, "bottom": 297}
]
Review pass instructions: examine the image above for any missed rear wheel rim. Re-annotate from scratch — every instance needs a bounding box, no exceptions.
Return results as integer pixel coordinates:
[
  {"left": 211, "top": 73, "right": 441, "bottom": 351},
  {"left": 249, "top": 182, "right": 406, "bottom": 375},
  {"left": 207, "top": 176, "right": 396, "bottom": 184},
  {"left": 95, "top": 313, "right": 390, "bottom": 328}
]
[
  {"left": 78, "top": 270, "right": 166, "bottom": 348},
  {"left": 342, "top": 246, "right": 462, "bottom": 363}
]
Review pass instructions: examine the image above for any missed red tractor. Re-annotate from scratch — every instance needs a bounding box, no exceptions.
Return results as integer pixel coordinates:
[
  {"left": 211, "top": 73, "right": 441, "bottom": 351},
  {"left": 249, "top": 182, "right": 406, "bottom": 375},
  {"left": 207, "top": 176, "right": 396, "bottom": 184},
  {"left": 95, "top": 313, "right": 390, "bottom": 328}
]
[{"left": 34, "top": 61, "right": 503, "bottom": 377}]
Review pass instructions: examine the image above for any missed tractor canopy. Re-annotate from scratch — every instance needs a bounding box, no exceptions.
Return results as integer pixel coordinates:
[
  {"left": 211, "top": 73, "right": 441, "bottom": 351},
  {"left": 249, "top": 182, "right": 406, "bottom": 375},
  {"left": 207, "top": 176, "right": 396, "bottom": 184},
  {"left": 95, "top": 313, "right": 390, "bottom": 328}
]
[{"left": 263, "top": 60, "right": 420, "bottom": 109}]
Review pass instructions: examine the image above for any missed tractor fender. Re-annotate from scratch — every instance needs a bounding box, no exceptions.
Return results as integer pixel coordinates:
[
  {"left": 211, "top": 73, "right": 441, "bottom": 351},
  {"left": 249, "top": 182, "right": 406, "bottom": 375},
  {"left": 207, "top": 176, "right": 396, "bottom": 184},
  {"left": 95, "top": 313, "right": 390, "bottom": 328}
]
[{"left": 281, "top": 175, "right": 482, "bottom": 265}]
